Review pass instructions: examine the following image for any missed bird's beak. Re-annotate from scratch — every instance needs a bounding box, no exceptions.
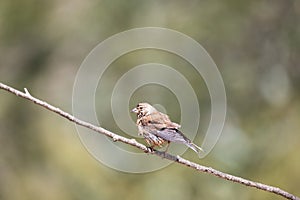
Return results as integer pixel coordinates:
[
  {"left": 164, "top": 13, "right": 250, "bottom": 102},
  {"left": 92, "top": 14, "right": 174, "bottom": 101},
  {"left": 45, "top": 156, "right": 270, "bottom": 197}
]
[{"left": 131, "top": 108, "right": 138, "bottom": 113}]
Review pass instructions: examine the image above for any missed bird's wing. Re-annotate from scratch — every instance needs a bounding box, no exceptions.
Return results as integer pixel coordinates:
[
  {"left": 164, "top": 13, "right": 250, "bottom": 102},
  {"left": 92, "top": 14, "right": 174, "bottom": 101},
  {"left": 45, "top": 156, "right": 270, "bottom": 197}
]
[{"left": 147, "top": 111, "right": 181, "bottom": 129}]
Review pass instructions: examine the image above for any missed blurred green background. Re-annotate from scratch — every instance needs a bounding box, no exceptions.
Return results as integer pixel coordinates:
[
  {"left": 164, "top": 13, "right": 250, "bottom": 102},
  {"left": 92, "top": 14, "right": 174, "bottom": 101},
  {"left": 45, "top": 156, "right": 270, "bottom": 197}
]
[{"left": 0, "top": 0, "right": 299, "bottom": 199}]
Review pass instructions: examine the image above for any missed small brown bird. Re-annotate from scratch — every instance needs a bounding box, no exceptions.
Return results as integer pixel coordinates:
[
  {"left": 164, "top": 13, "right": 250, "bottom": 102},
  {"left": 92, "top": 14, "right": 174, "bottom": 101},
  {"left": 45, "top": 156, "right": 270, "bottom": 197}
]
[{"left": 131, "top": 102, "right": 203, "bottom": 156}]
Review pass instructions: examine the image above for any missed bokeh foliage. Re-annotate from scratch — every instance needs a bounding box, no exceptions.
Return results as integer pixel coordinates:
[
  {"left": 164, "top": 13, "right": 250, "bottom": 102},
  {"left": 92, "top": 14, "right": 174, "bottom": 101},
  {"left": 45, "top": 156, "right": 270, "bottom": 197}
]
[{"left": 0, "top": 0, "right": 299, "bottom": 199}]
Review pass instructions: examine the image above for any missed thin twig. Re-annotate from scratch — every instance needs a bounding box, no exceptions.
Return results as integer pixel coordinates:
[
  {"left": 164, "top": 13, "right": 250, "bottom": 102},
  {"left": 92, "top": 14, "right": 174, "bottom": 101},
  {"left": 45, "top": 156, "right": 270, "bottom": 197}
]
[{"left": 0, "top": 82, "right": 299, "bottom": 200}]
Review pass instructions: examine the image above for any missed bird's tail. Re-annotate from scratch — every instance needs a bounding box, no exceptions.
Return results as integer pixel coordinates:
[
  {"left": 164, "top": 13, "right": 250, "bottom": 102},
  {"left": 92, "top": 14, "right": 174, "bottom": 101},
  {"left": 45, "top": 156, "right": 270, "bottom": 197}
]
[{"left": 187, "top": 142, "right": 204, "bottom": 157}]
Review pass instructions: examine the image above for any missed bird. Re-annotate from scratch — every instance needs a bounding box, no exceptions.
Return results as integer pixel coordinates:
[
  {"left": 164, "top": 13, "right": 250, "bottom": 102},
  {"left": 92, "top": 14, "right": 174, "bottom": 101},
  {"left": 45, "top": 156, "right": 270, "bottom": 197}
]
[{"left": 131, "top": 102, "right": 203, "bottom": 156}]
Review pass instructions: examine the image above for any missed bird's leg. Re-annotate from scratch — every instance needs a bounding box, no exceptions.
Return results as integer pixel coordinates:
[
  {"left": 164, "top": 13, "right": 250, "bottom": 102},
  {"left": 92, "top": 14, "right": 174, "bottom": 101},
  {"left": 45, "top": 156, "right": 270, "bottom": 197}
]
[
  {"left": 163, "top": 141, "right": 171, "bottom": 154},
  {"left": 144, "top": 139, "right": 155, "bottom": 153}
]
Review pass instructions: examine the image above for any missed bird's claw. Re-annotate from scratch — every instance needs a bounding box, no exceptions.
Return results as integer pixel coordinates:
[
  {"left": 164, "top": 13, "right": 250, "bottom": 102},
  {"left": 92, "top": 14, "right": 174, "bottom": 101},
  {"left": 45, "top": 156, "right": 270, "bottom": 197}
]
[{"left": 147, "top": 146, "right": 154, "bottom": 153}]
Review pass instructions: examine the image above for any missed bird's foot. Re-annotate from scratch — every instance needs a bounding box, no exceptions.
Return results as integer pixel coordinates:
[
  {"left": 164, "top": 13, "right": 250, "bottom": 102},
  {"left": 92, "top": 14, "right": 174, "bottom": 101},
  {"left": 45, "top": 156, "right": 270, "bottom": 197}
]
[{"left": 146, "top": 146, "right": 155, "bottom": 153}]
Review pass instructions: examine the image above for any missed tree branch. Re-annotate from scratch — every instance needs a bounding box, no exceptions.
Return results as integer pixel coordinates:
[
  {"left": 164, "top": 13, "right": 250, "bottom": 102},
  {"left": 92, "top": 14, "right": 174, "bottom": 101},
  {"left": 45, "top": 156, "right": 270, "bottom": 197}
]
[{"left": 0, "top": 82, "right": 299, "bottom": 200}]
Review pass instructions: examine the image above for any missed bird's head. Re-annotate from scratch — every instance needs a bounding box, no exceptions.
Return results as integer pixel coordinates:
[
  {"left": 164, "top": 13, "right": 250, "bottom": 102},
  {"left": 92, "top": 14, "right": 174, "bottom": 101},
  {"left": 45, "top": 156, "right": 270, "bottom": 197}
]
[{"left": 131, "top": 102, "right": 157, "bottom": 117}]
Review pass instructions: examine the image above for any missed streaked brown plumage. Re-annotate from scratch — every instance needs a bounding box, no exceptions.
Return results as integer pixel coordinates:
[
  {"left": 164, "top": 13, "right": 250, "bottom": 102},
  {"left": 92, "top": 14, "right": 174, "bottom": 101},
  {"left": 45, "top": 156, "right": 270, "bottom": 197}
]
[{"left": 131, "top": 102, "right": 203, "bottom": 156}]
